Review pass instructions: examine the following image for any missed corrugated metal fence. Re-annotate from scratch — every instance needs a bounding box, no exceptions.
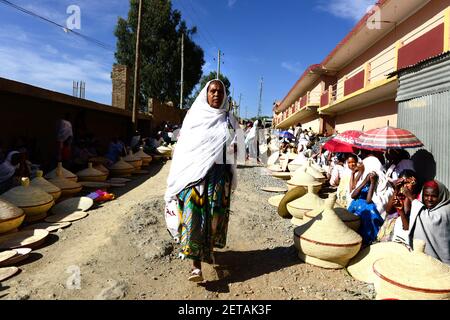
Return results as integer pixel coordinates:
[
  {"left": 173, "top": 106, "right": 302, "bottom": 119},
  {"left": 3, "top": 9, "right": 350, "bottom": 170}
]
[{"left": 397, "top": 53, "right": 450, "bottom": 187}]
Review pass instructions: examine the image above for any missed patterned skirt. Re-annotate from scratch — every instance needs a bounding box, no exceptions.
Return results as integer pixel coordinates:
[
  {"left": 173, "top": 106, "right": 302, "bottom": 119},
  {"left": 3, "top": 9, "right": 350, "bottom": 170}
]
[{"left": 177, "top": 164, "right": 232, "bottom": 263}]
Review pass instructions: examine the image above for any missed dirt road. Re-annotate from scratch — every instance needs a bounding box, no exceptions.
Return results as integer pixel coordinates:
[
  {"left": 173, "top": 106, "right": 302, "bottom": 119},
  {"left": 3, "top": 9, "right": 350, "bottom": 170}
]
[{"left": 0, "top": 161, "right": 374, "bottom": 300}]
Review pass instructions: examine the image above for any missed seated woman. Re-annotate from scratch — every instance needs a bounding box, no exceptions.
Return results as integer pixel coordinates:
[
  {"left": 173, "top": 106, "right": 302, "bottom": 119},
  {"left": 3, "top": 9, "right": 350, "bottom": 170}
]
[
  {"left": 377, "top": 169, "right": 418, "bottom": 245},
  {"left": 407, "top": 180, "right": 450, "bottom": 265},
  {"left": 348, "top": 156, "right": 392, "bottom": 245},
  {"left": 336, "top": 153, "right": 358, "bottom": 208},
  {"left": 0, "top": 151, "right": 30, "bottom": 194},
  {"left": 105, "top": 137, "right": 126, "bottom": 163}
]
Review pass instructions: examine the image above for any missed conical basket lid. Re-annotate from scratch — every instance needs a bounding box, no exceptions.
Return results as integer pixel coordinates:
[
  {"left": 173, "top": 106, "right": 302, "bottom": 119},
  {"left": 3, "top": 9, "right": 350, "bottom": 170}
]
[
  {"left": 123, "top": 151, "right": 141, "bottom": 162},
  {"left": 110, "top": 157, "right": 134, "bottom": 170},
  {"left": 306, "top": 196, "right": 359, "bottom": 223},
  {"left": 44, "top": 162, "right": 77, "bottom": 181},
  {"left": 288, "top": 185, "right": 324, "bottom": 210},
  {"left": 93, "top": 163, "right": 109, "bottom": 175},
  {"left": 135, "top": 147, "right": 152, "bottom": 160},
  {"left": 0, "top": 198, "right": 24, "bottom": 221},
  {"left": 76, "top": 163, "right": 105, "bottom": 178},
  {"left": 347, "top": 242, "right": 410, "bottom": 283},
  {"left": 295, "top": 195, "right": 362, "bottom": 246},
  {"left": 0, "top": 178, "right": 54, "bottom": 208},
  {"left": 30, "top": 170, "right": 61, "bottom": 194},
  {"left": 48, "top": 169, "right": 82, "bottom": 190},
  {"left": 310, "top": 161, "right": 326, "bottom": 173},
  {"left": 288, "top": 167, "right": 322, "bottom": 186},
  {"left": 373, "top": 240, "right": 450, "bottom": 291},
  {"left": 305, "top": 160, "right": 326, "bottom": 179}
]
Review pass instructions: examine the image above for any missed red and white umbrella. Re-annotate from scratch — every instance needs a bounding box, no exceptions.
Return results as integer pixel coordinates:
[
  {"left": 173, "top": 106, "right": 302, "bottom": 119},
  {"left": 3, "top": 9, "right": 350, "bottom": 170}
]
[
  {"left": 333, "top": 130, "right": 363, "bottom": 146},
  {"left": 355, "top": 126, "right": 423, "bottom": 150}
]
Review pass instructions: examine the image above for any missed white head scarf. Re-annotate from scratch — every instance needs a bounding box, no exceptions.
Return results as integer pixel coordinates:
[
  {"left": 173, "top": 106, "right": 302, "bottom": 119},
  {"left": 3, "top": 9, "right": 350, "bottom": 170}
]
[
  {"left": 164, "top": 80, "right": 239, "bottom": 202},
  {"left": 245, "top": 120, "right": 259, "bottom": 144},
  {"left": 57, "top": 119, "right": 73, "bottom": 142},
  {"left": 357, "top": 155, "right": 393, "bottom": 216},
  {"left": 0, "top": 151, "right": 20, "bottom": 184}
]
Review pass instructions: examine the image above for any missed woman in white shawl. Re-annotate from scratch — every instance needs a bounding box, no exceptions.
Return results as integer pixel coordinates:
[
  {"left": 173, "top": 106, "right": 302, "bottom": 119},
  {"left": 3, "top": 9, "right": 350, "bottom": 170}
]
[
  {"left": 348, "top": 153, "right": 393, "bottom": 245},
  {"left": 164, "top": 80, "right": 240, "bottom": 282},
  {"left": 407, "top": 180, "right": 450, "bottom": 264},
  {"left": 245, "top": 120, "right": 259, "bottom": 163}
]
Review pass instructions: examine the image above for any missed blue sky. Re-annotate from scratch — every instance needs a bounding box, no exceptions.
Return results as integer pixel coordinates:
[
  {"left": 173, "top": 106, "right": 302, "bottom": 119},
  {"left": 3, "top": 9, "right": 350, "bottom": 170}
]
[{"left": 0, "top": 0, "right": 375, "bottom": 117}]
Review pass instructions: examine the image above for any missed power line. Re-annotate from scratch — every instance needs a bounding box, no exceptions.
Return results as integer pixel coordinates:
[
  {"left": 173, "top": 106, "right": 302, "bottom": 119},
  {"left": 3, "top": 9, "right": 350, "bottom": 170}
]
[
  {"left": 185, "top": 0, "right": 219, "bottom": 49},
  {"left": 0, "top": 0, "right": 114, "bottom": 51}
]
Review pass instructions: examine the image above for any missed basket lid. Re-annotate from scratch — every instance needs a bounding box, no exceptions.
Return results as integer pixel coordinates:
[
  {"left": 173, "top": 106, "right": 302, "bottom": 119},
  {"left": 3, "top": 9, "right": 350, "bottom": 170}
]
[
  {"left": 76, "top": 163, "right": 106, "bottom": 178},
  {"left": 44, "top": 162, "right": 77, "bottom": 180},
  {"left": 305, "top": 160, "right": 326, "bottom": 179},
  {"left": 110, "top": 157, "right": 134, "bottom": 170},
  {"left": 51, "top": 197, "right": 93, "bottom": 215},
  {"left": 373, "top": 240, "right": 450, "bottom": 291},
  {"left": 288, "top": 167, "right": 322, "bottom": 186},
  {"left": 306, "top": 195, "right": 360, "bottom": 222},
  {"left": 294, "top": 195, "right": 362, "bottom": 246},
  {"left": 93, "top": 163, "right": 109, "bottom": 174},
  {"left": 135, "top": 147, "right": 152, "bottom": 160},
  {"left": 267, "top": 152, "right": 279, "bottom": 166},
  {"left": 0, "top": 198, "right": 24, "bottom": 220},
  {"left": 267, "top": 164, "right": 283, "bottom": 172},
  {"left": 0, "top": 266, "right": 19, "bottom": 282},
  {"left": 30, "top": 170, "right": 61, "bottom": 194},
  {"left": 0, "top": 178, "right": 54, "bottom": 207},
  {"left": 0, "top": 229, "right": 49, "bottom": 250},
  {"left": 0, "top": 250, "right": 17, "bottom": 263},
  {"left": 347, "top": 242, "right": 410, "bottom": 283},
  {"left": 278, "top": 186, "right": 306, "bottom": 219}
]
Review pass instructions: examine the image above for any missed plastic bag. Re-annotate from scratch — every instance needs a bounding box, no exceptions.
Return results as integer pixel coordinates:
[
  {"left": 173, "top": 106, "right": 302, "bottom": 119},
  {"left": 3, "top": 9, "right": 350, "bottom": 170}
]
[{"left": 165, "top": 199, "right": 181, "bottom": 243}]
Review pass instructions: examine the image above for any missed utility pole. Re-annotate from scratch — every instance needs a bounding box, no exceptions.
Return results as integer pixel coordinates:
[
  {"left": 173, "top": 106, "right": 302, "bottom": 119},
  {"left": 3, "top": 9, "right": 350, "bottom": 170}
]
[
  {"left": 216, "top": 49, "right": 221, "bottom": 79},
  {"left": 257, "top": 77, "right": 263, "bottom": 119},
  {"left": 132, "top": 0, "right": 143, "bottom": 132},
  {"left": 180, "top": 32, "right": 184, "bottom": 109}
]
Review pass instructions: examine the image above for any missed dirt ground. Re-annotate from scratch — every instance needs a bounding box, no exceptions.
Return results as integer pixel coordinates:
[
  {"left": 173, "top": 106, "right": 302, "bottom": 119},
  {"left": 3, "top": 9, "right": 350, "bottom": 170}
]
[{"left": 0, "top": 160, "right": 375, "bottom": 300}]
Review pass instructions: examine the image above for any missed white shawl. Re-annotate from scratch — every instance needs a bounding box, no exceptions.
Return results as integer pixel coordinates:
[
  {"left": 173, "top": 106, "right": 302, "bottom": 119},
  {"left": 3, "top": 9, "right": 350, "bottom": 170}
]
[
  {"left": 0, "top": 151, "right": 19, "bottom": 184},
  {"left": 164, "top": 80, "right": 239, "bottom": 203}
]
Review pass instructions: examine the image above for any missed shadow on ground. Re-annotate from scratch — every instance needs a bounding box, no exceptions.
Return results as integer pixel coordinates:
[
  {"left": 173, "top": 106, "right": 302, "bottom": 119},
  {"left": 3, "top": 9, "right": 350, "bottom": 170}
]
[{"left": 201, "top": 245, "right": 300, "bottom": 293}]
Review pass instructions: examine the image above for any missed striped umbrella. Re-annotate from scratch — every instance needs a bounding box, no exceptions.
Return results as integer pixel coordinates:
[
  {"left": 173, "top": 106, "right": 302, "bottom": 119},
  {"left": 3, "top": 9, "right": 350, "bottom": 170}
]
[
  {"left": 333, "top": 130, "right": 363, "bottom": 146},
  {"left": 355, "top": 126, "right": 423, "bottom": 150}
]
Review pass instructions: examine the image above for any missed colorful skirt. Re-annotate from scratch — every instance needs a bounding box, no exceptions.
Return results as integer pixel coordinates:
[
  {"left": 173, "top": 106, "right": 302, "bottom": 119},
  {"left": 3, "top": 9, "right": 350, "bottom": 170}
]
[{"left": 177, "top": 164, "right": 232, "bottom": 263}]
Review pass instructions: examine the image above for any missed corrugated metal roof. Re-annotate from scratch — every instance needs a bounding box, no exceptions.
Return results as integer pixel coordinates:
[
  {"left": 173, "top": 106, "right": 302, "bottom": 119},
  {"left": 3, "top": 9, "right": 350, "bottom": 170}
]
[
  {"left": 388, "top": 51, "right": 450, "bottom": 78},
  {"left": 395, "top": 52, "right": 450, "bottom": 102}
]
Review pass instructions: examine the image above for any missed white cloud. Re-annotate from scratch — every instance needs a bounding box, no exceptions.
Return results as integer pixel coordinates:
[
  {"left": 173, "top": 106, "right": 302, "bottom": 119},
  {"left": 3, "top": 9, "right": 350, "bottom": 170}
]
[
  {"left": 228, "top": 0, "right": 237, "bottom": 8},
  {"left": 281, "top": 61, "right": 303, "bottom": 75},
  {"left": 316, "top": 0, "right": 375, "bottom": 21}
]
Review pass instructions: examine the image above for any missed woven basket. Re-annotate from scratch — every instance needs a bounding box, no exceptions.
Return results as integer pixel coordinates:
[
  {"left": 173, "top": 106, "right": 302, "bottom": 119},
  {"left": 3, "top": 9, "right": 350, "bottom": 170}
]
[
  {"left": 346, "top": 242, "right": 410, "bottom": 284},
  {"left": 23, "top": 221, "right": 71, "bottom": 232},
  {"left": 271, "top": 172, "right": 292, "bottom": 180},
  {"left": 0, "top": 178, "right": 54, "bottom": 222},
  {"left": 287, "top": 185, "right": 324, "bottom": 219},
  {"left": 49, "top": 168, "right": 82, "bottom": 197},
  {"left": 294, "top": 195, "right": 362, "bottom": 269},
  {"left": 277, "top": 186, "right": 306, "bottom": 219},
  {"left": 93, "top": 163, "right": 110, "bottom": 175},
  {"left": 45, "top": 162, "right": 77, "bottom": 182},
  {"left": 76, "top": 163, "right": 108, "bottom": 182},
  {"left": 267, "top": 164, "right": 283, "bottom": 172},
  {"left": 0, "top": 212, "right": 25, "bottom": 234},
  {"left": 109, "top": 157, "right": 135, "bottom": 177},
  {"left": 373, "top": 240, "right": 450, "bottom": 300},
  {"left": 45, "top": 211, "right": 88, "bottom": 223},
  {"left": 30, "top": 170, "right": 62, "bottom": 200},
  {"left": 0, "top": 266, "right": 19, "bottom": 282},
  {"left": 124, "top": 151, "right": 143, "bottom": 170},
  {"left": 288, "top": 167, "right": 322, "bottom": 187},
  {"left": 268, "top": 194, "right": 284, "bottom": 208},
  {"left": 267, "top": 152, "right": 279, "bottom": 166},
  {"left": 135, "top": 147, "right": 152, "bottom": 166}
]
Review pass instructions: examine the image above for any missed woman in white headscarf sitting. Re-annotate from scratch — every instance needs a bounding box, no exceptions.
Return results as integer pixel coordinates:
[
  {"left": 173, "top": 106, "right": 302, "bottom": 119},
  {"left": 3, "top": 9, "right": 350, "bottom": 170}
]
[
  {"left": 348, "top": 150, "right": 393, "bottom": 245},
  {"left": 164, "top": 80, "right": 241, "bottom": 282}
]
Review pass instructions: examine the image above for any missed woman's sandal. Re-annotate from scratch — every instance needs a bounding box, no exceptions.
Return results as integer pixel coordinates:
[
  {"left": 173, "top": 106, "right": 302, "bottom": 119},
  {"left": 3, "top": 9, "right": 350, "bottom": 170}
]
[{"left": 188, "top": 268, "right": 203, "bottom": 282}]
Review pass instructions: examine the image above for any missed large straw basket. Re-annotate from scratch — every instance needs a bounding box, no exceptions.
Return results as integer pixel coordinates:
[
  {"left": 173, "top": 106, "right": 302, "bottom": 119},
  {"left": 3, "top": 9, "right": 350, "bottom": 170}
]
[
  {"left": 287, "top": 185, "right": 324, "bottom": 220},
  {"left": 0, "top": 199, "right": 25, "bottom": 234},
  {"left": 45, "top": 162, "right": 77, "bottom": 182},
  {"left": 346, "top": 242, "right": 410, "bottom": 283},
  {"left": 373, "top": 240, "right": 450, "bottom": 300},
  {"left": 109, "top": 157, "right": 135, "bottom": 177},
  {"left": 287, "top": 167, "right": 322, "bottom": 193},
  {"left": 0, "top": 178, "right": 54, "bottom": 222},
  {"left": 31, "top": 170, "right": 61, "bottom": 200},
  {"left": 305, "top": 198, "right": 360, "bottom": 231},
  {"left": 278, "top": 186, "right": 306, "bottom": 219},
  {"left": 135, "top": 147, "right": 152, "bottom": 167},
  {"left": 294, "top": 195, "right": 362, "bottom": 269},
  {"left": 124, "top": 151, "right": 143, "bottom": 170},
  {"left": 49, "top": 168, "right": 82, "bottom": 198},
  {"left": 76, "top": 162, "right": 108, "bottom": 182}
]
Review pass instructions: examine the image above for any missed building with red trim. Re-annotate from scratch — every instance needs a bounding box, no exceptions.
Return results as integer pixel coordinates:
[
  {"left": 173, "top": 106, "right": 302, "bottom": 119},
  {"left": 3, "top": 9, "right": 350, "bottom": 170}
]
[{"left": 273, "top": 0, "right": 450, "bottom": 134}]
